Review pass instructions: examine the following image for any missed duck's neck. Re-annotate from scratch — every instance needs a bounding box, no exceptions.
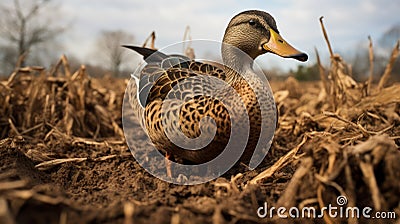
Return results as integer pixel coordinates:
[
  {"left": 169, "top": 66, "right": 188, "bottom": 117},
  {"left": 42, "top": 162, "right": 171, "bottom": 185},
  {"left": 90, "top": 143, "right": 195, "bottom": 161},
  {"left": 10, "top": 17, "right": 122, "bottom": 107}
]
[{"left": 221, "top": 43, "right": 257, "bottom": 84}]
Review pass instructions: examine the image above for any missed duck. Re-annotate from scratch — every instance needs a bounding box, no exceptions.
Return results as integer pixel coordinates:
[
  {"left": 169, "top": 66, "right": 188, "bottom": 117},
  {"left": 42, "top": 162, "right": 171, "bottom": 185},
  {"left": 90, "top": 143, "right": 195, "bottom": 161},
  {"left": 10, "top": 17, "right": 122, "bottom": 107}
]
[{"left": 124, "top": 10, "right": 307, "bottom": 168}]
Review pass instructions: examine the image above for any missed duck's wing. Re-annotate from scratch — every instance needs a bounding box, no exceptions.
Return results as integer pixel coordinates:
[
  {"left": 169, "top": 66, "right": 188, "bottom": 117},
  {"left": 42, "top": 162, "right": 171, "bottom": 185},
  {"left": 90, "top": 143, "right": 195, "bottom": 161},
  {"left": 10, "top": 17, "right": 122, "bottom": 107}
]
[
  {"left": 125, "top": 47, "right": 235, "bottom": 160},
  {"left": 125, "top": 46, "right": 227, "bottom": 108}
]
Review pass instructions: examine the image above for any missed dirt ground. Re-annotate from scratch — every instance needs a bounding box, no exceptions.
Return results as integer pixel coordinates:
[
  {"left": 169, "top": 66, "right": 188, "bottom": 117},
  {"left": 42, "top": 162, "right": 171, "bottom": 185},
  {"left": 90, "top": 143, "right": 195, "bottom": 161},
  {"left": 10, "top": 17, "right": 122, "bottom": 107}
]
[{"left": 0, "top": 51, "right": 400, "bottom": 223}]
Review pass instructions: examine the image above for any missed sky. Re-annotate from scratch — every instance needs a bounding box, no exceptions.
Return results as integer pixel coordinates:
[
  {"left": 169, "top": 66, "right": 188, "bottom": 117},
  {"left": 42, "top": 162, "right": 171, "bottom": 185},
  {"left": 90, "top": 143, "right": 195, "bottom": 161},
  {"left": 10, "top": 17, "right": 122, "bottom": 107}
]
[{"left": 3, "top": 0, "right": 400, "bottom": 71}]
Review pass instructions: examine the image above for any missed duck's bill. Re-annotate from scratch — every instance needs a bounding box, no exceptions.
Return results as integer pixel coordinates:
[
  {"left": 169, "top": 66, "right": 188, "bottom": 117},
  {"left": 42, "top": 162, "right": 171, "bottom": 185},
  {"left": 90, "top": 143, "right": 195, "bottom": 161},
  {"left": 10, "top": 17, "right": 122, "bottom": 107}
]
[{"left": 263, "top": 29, "right": 308, "bottom": 62}]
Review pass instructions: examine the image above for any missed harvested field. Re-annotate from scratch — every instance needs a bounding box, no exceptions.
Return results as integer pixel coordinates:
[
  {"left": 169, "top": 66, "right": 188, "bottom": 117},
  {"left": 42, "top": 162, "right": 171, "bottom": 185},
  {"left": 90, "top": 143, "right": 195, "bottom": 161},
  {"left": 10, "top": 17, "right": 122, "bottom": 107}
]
[{"left": 0, "top": 24, "right": 399, "bottom": 223}]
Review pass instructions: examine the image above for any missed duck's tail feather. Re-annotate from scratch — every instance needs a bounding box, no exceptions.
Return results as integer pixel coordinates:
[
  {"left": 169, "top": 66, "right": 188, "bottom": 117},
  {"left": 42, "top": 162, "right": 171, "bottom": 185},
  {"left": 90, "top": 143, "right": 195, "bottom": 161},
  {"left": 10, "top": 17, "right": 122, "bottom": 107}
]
[{"left": 122, "top": 45, "right": 168, "bottom": 63}]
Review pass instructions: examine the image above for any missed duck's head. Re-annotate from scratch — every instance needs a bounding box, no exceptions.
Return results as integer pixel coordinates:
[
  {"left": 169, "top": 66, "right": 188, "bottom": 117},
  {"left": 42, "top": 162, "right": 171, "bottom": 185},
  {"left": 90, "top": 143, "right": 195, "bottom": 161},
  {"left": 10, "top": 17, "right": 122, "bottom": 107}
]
[{"left": 222, "top": 10, "right": 308, "bottom": 62}]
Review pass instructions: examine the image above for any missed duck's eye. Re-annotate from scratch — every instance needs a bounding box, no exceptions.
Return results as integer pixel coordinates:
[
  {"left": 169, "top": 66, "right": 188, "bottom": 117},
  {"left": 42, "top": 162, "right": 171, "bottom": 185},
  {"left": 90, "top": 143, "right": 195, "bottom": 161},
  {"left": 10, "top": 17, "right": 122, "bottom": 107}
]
[{"left": 249, "top": 19, "right": 256, "bottom": 26}]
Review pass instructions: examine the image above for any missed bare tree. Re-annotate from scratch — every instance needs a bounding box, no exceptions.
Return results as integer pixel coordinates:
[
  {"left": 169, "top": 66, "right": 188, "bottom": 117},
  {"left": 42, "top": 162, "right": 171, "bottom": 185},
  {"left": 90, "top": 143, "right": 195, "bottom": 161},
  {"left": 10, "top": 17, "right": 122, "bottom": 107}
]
[
  {"left": 95, "top": 30, "right": 135, "bottom": 76},
  {"left": 0, "top": 0, "right": 64, "bottom": 69}
]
